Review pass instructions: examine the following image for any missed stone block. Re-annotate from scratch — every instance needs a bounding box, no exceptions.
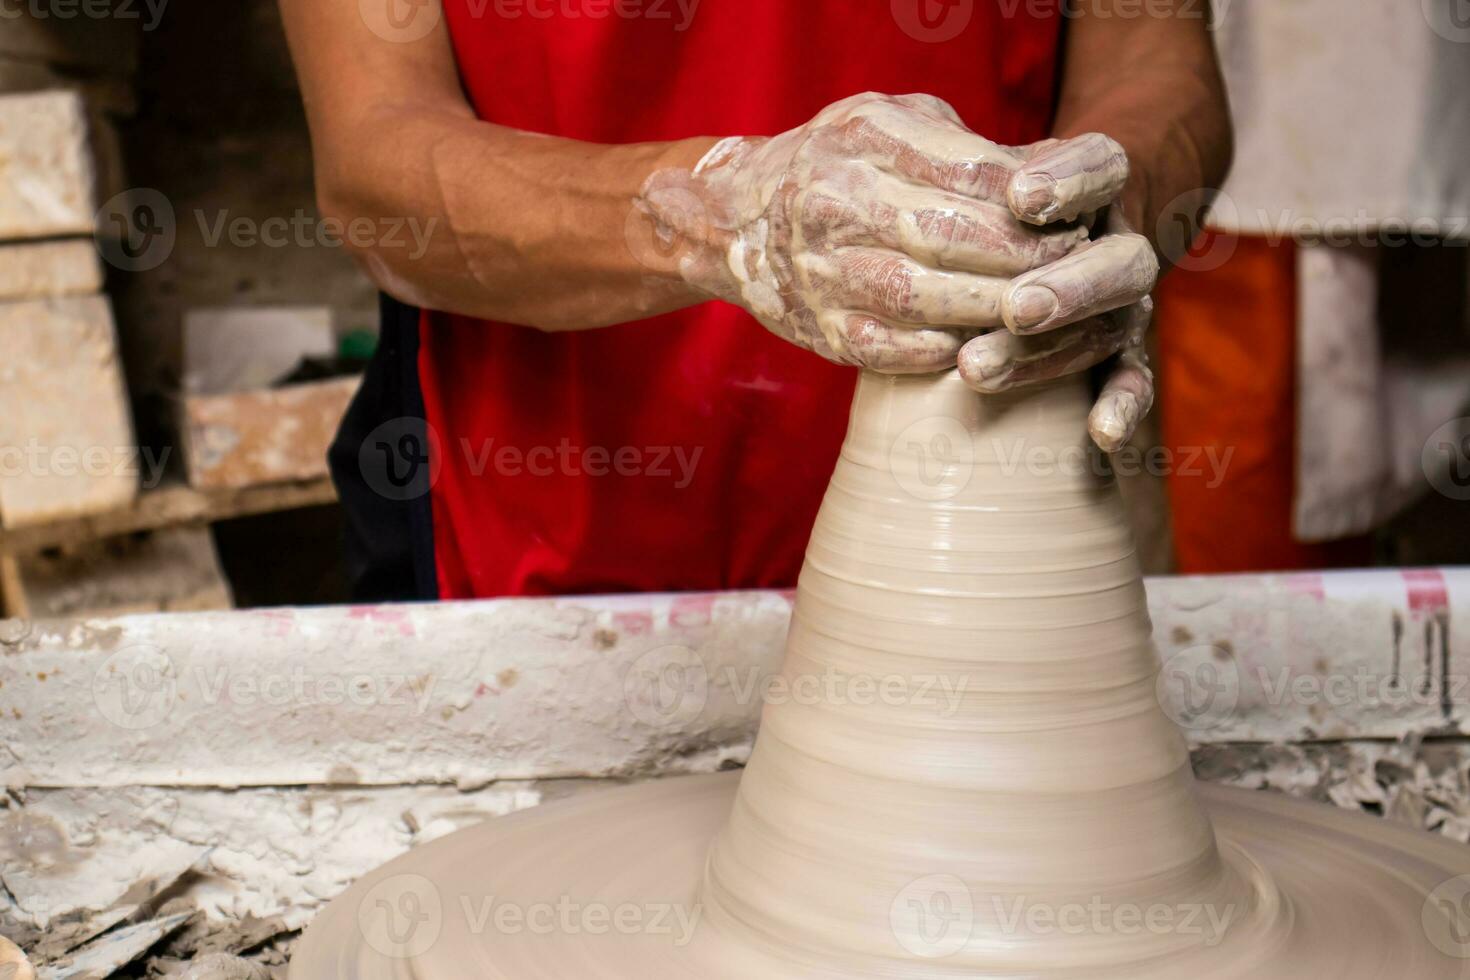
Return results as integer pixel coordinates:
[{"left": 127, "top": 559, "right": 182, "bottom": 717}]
[
  {"left": 0, "top": 296, "right": 138, "bottom": 527},
  {"left": 0, "top": 239, "right": 102, "bottom": 301},
  {"left": 0, "top": 90, "right": 97, "bottom": 239},
  {"left": 180, "top": 376, "right": 360, "bottom": 490}
]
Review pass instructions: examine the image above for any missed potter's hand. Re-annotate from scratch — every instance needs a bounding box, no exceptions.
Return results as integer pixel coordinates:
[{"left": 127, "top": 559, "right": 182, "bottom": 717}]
[
  {"left": 635, "top": 93, "right": 1091, "bottom": 373},
  {"left": 958, "top": 136, "right": 1160, "bottom": 452}
]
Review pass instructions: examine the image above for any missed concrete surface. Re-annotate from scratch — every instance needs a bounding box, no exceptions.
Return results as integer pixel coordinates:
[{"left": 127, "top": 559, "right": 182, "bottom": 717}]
[{"left": 5, "top": 570, "right": 1468, "bottom": 790}]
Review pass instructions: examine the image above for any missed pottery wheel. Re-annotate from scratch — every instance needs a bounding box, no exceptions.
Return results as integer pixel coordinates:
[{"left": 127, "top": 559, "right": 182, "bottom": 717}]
[
  {"left": 291, "top": 773, "right": 1470, "bottom": 978},
  {"left": 291, "top": 373, "right": 1470, "bottom": 978}
]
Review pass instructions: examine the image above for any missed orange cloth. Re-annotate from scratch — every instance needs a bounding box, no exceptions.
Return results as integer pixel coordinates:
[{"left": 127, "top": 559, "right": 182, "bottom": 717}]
[{"left": 1155, "top": 233, "right": 1371, "bottom": 574}]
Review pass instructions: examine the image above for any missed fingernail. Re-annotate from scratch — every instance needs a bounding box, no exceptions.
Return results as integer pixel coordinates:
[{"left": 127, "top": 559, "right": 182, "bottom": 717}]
[
  {"left": 1009, "top": 285, "right": 1058, "bottom": 332},
  {"left": 1008, "top": 172, "right": 1058, "bottom": 223},
  {"left": 959, "top": 341, "right": 1011, "bottom": 392},
  {"left": 1091, "top": 392, "right": 1139, "bottom": 451}
]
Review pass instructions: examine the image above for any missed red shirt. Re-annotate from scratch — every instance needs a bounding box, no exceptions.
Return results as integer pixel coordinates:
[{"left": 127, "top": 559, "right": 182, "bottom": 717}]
[{"left": 423, "top": 0, "right": 1062, "bottom": 598}]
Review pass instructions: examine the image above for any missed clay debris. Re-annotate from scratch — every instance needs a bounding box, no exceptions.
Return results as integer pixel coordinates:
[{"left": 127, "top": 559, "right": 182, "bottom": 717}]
[{"left": 1193, "top": 738, "right": 1470, "bottom": 843}]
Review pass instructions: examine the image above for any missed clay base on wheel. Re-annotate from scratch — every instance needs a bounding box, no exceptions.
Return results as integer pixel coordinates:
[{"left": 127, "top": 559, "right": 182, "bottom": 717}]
[
  {"left": 291, "top": 772, "right": 1470, "bottom": 979},
  {"left": 293, "top": 375, "right": 1470, "bottom": 978}
]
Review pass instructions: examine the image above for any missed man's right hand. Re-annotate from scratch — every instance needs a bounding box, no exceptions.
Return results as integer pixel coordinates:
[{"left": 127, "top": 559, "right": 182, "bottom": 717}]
[{"left": 637, "top": 92, "right": 1139, "bottom": 373}]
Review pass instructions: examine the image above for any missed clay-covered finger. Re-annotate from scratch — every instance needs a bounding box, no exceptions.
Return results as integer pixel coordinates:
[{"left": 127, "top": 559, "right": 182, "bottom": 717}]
[
  {"left": 830, "top": 101, "right": 1024, "bottom": 203},
  {"left": 1010, "top": 137, "right": 1063, "bottom": 161},
  {"left": 1087, "top": 300, "right": 1155, "bottom": 452},
  {"left": 799, "top": 248, "right": 1010, "bottom": 328},
  {"left": 818, "top": 310, "right": 970, "bottom": 374},
  {"left": 1008, "top": 133, "right": 1130, "bottom": 225},
  {"left": 888, "top": 92, "right": 966, "bottom": 126},
  {"left": 1001, "top": 234, "right": 1159, "bottom": 335},
  {"left": 892, "top": 188, "right": 1088, "bottom": 277},
  {"left": 800, "top": 174, "right": 1087, "bottom": 277},
  {"left": 956, "top": 314, "right": 1128, "bottom": 393},
  {"left": 1089, "top": 354, "right": 1155, "bottom": 453}
]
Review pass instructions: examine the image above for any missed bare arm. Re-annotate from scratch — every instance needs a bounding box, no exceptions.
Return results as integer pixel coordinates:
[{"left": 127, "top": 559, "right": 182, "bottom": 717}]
[
  {"left": 280, "top": 0, "right": 1132, "bottom": 377},
  {"left": 282, "top": 0, "right": 1198, "bottom": 402},
  {"left": 1053, "top": 0, "right": 1234, "bottom": 264},
  {"left": 278, "top": 0, "right": 716, "bottom": 330}
]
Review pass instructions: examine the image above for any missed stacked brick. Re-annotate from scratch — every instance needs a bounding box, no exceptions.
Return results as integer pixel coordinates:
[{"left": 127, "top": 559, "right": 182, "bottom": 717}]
[
  {"left": 0, "top": 54, "right": 234, "bottom": 617},
  {"left": 0, "top": 90, "right": 138, "bottom": 529}
]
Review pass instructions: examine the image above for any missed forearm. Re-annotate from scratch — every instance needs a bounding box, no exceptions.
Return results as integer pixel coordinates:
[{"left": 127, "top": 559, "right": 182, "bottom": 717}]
[
  {"left": 1051, "top": 1, "right": 1233, "bottom": 264},
  {"left": 279, "top": 0, "right": 719, "bottom": 330},
  {"left": 316, "top": 108, "right": 717, "bottom": 329}
]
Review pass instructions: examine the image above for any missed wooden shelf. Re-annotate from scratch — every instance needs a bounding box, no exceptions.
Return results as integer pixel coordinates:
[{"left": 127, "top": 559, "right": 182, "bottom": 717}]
[{"left": 0, "top": 476, "right": 338, "bottom": 556}]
